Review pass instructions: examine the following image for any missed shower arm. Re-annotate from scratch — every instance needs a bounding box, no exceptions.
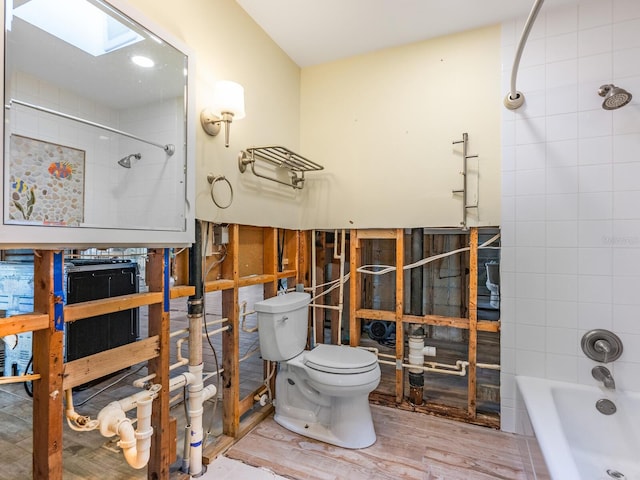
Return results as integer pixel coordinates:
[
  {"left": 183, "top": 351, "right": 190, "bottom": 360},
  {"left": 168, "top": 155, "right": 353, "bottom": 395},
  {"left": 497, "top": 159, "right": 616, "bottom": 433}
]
[{"left": 504, "top": 0, "right": 545, "bottom": 110}]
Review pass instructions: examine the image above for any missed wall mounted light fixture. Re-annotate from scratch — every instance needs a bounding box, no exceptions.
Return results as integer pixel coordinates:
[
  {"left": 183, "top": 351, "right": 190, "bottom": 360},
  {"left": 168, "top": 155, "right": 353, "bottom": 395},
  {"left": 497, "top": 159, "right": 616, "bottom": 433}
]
[{"left": 200, "top": 80, "right": 245, "bottom": 147}]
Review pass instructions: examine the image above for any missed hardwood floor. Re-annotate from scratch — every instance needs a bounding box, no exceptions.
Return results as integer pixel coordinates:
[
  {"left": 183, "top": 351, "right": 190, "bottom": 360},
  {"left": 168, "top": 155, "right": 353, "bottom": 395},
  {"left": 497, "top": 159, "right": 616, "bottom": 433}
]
[{"left": 225, "top": 405, "right": 536, "bottom": 480}]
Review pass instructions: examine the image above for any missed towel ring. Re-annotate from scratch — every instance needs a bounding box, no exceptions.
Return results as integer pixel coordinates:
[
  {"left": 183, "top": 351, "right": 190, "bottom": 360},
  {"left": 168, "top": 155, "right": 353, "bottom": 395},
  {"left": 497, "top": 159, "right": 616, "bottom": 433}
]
[{"left": 207, "top": 173, "right": 233, "bottom": 209}]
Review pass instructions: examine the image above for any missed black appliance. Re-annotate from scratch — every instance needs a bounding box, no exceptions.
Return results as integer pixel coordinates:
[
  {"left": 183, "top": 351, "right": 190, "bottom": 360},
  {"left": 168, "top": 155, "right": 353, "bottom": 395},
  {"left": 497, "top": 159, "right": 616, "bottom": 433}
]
[{"left": 65, "top": 259, "right": 139, "bottom": 365}]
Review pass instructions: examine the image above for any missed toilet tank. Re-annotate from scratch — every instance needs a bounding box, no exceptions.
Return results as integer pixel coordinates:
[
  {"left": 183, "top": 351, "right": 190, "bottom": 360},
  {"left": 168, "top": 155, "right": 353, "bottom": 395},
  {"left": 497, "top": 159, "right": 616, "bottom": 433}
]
[{"left": 254, "top": 292, "right": 310, "bottom": 361}]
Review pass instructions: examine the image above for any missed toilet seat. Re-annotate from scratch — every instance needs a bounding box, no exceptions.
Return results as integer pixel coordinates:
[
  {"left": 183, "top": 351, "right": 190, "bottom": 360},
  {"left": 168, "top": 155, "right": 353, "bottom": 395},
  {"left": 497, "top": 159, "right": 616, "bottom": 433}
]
[{"left": 304, "top": 344, "right": 378, "bottom": 374}]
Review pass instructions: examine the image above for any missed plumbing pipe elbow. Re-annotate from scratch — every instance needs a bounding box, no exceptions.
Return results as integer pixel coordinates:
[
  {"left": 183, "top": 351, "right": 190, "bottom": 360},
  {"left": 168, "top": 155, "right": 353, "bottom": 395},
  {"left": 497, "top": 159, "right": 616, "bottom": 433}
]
[
  {"left": 117, "top": 420, "right": 151, "bottom": 470},
  {"left": 97, "top": 402, "right": 127, "bottom": 437}
]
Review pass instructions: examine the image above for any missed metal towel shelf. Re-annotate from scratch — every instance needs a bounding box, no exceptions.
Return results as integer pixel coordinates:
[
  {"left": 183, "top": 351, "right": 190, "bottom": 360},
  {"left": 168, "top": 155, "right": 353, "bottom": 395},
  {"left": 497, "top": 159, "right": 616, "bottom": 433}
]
[{"left": 238, "top": 146, "right": 323, "bottom": 190}]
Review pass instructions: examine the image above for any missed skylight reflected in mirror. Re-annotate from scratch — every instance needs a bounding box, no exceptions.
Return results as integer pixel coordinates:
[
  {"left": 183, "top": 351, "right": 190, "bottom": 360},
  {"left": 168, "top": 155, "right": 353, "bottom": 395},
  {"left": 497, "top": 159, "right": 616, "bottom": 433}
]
[{"left": 12, "top": 0, "right": 143, "bottom": 56}]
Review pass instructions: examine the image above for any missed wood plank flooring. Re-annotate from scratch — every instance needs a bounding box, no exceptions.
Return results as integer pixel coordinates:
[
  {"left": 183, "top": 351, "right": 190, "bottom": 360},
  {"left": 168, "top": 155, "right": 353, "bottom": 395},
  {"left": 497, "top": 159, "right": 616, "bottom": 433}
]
[{"left": 225, "top": 405, "right": 535, "bottom": 480}]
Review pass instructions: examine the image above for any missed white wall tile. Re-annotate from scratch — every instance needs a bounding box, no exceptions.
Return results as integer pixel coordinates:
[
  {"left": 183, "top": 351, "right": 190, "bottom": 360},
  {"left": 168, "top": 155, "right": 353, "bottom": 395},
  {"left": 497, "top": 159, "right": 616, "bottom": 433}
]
[
  {"left": 613, "top": 162, "right": 640, "bottom": 190},
  {"left": 516, "top": 169, "right": 546, "bottom": 195},
  {"left": 547, "top": 220, "right": 578, "bottom": 247},
  {"left": 618, "top": 333, "right": 640, "bottom": 362},
  {"left": 516, "top": 116, "right": 546, "bottom": 144},
  {"left": 547, "top": 166, "right": 578, "bottom": 194},
  {"left": 547, "top": 4, "right": 579, "bottom": 35},
  {"left": 547, "top": 113, "right": 578, "bottom": 142},
  {"left": 546, "top": 139, "right": 578, "bottom": 167},
  {"left": 546, "top": 300, "right": 579, "bottom": 328},
  {"left": 612, "top": 220, "right": 640, "bottom": 246},
  {"left": 516, "top": 221, "right": 547, "bottom": 246},
  {"left": 613, "top": 133, "right": 640, "bottom": 163},
  {"left": 546, "top": 194, "right": 578, "bottom": 220},
  {"left": 579, "top": 0, "right": 613, "bottom": 30},
  {"left": 578, "top": 110, "right": 613, "bottom": 138},
  {"left": 516, "top": 349, "right": 547, "bottom": 376},
  {"left": 578, "top": 25, "right": 613, "bottom": 57},
  {"left": 518, "top": 64, "right": 546, "bottom": 92},
  {"left": 578, "top": 301, "right": 613, "bottom": 330},
  {"left": 613, "top": 190, "right": 640, "bottom": 218},
  {"left": 516, "top": 195, "right": 546, "bottom": 222},
  {"left": 545, "top": 353, "right": 579, "bottom": 382},
  {"left": 579, "top": 165, "right": 612, "bottom": 192},
  {"left": 613, "top": 275, "right": 640, "bottom": 305},
  {"left": 521, "top": 39, "right": 547, "bottom": 68},
  {"left": 613, "top": 18, "right": 640, "bottom": 50},
  {"left": 515, "top": 272, "right": 547, "bottom": 300},
  {"left": 578, "top": 136, "right": 612, "bottom": 165},
  {"left": 613, "top": 248, "right": 640, "bottom": 276},
  {"left": 578, "top": 275, "right": 613, "bottom": 303},
  {"left": 578, "top": 220, "right": 613, "bottom": 247},
  {"left": 546, "top": 85, "right": 579, "bottom": 116},
  {"left": 546, "top": 247, "right": 578, "bottom": 274},
  {"left": 614, "top": 362, "right": 640, "bottom": 391},
  {"left": 546, "top": 273, "right": 579, "bottom": 301},
  {"left": 579, "top": 192, "right": 613, "bottom": 220},
  {"left": 614, "top": 47, "right": 640, "bottom": 78},
  {"left": 578, "top": 247, "right": 613, "bottom": 275},
  {"left": 546, "top": 327, "right": 579, "bottom": 354},
  {"left": 515, "top": 297, "right": 547, "bottom": 325},
  {"left": 578, "top": 54, "right": 613, "bottom": 84},
  {"left": 612, "top": 100, "right": 640, "bottom": 135},
  {"left": 502, "top": 196, "right": 516, "bottom": 223},
  {"left": 516, "top": 143, "right": 547, "bottom": 170},
  {"left": 613, "top": 0, "right": 640, "bottom": 22},
  {"left": 547, "top": 33, "right": 579, "bottom": 64},
  {"left": 613, "top": 303, "right": 640, "bottom": 334}
]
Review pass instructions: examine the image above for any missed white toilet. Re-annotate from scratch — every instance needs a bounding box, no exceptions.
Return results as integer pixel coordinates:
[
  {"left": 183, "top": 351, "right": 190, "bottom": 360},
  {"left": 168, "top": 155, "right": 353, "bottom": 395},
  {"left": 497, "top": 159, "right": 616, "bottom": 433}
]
[{"left": 255, "top": 292, "right": 381, "bottom": 449}]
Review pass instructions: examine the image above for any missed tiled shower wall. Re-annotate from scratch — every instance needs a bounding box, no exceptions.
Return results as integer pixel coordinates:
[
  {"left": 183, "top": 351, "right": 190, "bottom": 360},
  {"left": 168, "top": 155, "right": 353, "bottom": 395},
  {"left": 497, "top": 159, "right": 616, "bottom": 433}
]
[{"left": 500, "top": 0, "right": 640, "bottom": 433}]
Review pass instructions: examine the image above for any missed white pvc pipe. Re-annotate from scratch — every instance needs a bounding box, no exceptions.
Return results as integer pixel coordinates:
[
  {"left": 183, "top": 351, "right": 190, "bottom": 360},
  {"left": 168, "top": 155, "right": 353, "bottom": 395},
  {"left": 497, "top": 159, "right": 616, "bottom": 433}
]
[
  {"left": 96, "top": 387, "right": 159, "bottom": 469},
  {"left": 188, "top": 363, "right": 205, "bottom": 476}
]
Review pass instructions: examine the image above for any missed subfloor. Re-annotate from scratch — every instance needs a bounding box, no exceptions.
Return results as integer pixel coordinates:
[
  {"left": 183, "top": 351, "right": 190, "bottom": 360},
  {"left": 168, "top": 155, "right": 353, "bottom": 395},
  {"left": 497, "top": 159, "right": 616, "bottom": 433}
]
[{"left": 223, "top": 405, "right": 544, "bottom": 480}]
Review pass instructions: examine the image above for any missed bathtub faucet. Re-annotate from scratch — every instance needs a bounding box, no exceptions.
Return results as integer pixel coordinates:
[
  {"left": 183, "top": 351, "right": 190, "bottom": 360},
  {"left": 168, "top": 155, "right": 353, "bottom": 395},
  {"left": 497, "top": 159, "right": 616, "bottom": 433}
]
[{"left": 592, "top": 365, "right": 615, "bottom": 390}]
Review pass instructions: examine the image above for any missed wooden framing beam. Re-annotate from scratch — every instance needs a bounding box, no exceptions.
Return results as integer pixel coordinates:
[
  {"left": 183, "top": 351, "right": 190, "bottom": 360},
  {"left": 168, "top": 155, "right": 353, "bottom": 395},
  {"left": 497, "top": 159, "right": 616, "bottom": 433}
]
[
  {"left": 146, "top": 249, "right": 171, "bottom": 479},
  {"left": 394, "top": 229, "right": 404, "bottom": 404},
  {"left": 63, "top": 292, "right": 162, "bottom": 322},
  {"left": 467, "top": 228, "right": 478, "bottom": 419},
  {"left": 32, "top": 250, "right": 64, "bottom": 480},
  {"left": 0, "top": 312, "right": 48, "bottom": 336},
  {"left": 222, "top": 224, "right": 240, "bottom": 437},
  {"left": 63, "top": 336, "right": 159, "bottom": 390}
]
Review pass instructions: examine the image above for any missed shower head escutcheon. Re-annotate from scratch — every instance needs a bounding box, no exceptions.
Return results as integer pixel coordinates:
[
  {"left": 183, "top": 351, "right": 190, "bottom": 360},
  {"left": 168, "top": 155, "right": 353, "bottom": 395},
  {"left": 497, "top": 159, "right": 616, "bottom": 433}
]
[
  {"left": 118, "top": 153, "right": 142, "bottom": 168},
  {"left": 598, "top": 84, "right": 632, "bottom": 110}
]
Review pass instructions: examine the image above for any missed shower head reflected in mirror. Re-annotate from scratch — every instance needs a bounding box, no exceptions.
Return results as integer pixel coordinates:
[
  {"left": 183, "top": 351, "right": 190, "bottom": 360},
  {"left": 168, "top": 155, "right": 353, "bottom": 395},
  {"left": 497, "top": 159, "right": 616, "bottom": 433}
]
[
  {"left": 598, "top": 84, "right": 632, "bottom": 110},
  {"left": 118, "top": 153, "right": 141, "bottom": 169}
]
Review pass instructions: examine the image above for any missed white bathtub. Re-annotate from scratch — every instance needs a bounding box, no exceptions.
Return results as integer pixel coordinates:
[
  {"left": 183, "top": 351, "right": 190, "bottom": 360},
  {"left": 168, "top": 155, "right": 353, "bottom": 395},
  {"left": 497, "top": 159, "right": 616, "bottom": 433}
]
[{"left": 516, "top": 376, "right": 640, "bottom": 480}]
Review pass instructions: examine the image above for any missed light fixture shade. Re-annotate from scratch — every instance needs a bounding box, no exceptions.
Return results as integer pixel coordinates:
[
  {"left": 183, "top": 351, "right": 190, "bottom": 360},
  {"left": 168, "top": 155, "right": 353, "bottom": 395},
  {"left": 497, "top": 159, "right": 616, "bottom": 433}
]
[{"left": 211, "top": 80, "right": 245, "bottom": 119}]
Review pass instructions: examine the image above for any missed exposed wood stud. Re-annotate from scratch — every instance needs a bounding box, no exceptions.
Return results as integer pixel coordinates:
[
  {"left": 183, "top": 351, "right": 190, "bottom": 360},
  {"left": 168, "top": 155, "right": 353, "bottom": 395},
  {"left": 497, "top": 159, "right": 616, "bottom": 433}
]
[
  {"left": 146, "top": 248, "right": 172, "bottom": 478},
  {"left": 467, "top": 228, "right": 479, "bottom": 419},
  {"left": 32, "top": 250, "right": 64, "bottom": 480},
  {"left": 394, "top": 229, "right": 404, "bottom": 404}
]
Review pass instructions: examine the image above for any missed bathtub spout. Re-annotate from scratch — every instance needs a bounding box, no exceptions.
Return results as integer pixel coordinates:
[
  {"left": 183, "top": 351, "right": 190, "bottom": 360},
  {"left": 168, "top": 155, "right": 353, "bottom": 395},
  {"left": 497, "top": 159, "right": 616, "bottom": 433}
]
[{"left": 592, "top": 366, "right": 615, "bottom": 390}]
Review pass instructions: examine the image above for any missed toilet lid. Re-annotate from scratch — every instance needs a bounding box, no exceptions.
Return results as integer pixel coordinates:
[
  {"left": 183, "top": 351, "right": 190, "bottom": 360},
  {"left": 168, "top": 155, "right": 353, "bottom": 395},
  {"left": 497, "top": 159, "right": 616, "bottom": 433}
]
[{"left": 304, "top": 344, "right": 378, "bottom": 374}]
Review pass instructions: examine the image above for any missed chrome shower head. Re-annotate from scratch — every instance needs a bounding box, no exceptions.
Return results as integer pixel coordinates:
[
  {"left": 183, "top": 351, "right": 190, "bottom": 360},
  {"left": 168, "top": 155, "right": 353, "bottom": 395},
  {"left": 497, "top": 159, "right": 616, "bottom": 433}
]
[
  {"left": 118, "top": 153, "right": 141, "bottom": 168},
  {"left": 598, "top": 84, "right": 632, "bottom": 110}
]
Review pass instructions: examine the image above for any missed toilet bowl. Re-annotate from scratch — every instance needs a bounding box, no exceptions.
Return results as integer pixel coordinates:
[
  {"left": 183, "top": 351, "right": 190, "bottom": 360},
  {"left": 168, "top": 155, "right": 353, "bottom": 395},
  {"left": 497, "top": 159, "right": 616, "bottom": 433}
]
[{"left": 255, "top": 292, "right": 381, "bottom": 449}]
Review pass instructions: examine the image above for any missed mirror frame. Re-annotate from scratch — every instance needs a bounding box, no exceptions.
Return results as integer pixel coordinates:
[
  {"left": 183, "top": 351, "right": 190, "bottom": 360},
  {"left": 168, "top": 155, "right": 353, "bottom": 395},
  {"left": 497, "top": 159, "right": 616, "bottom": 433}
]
[{"left": 0, "top": 0, "right": 195, "bottom": 248}]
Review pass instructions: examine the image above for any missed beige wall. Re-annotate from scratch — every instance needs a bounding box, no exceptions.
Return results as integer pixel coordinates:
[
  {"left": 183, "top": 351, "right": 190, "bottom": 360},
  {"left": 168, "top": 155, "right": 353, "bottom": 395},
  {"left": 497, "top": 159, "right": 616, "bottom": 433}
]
[
  {"left": 125, "top": 2, "right": 501, "bottom": 231},
  {"left": 299, "top": 25, "right": 502, "bottom": 230},
  {"left": 127, "top": 0, "right": 304, "bottom": 229}
]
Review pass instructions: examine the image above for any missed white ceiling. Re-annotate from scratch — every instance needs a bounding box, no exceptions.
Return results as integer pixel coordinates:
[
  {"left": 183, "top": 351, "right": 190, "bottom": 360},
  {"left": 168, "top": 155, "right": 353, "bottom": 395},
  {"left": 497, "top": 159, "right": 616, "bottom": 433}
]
[{"left": 234, "top": 0, "right": 577, "bottom": 67}]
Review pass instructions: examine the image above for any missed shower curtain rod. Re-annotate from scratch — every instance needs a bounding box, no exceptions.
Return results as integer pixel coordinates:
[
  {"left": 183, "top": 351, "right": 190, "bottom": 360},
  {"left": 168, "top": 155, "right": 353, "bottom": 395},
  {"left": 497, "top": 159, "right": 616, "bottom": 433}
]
[{"left": 7, "top": 99, "right": 175, "bottom": 155}]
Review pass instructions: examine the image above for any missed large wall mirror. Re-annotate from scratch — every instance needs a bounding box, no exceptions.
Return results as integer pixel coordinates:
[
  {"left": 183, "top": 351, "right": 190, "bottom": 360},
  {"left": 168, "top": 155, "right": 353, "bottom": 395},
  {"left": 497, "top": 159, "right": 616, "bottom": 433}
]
[{"left": 3, "top": 0, "right": 193, "bottom": 242}]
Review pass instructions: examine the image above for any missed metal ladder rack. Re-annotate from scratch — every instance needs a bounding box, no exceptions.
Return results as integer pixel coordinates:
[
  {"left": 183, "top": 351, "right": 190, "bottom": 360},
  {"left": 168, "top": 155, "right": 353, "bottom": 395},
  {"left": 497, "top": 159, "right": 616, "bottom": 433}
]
[
  {"left": 451, "top": 133, "right": 479, "bottom": 230},
  {"left": 238, "top": 146, "right": 323, "bottom": 190}
]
